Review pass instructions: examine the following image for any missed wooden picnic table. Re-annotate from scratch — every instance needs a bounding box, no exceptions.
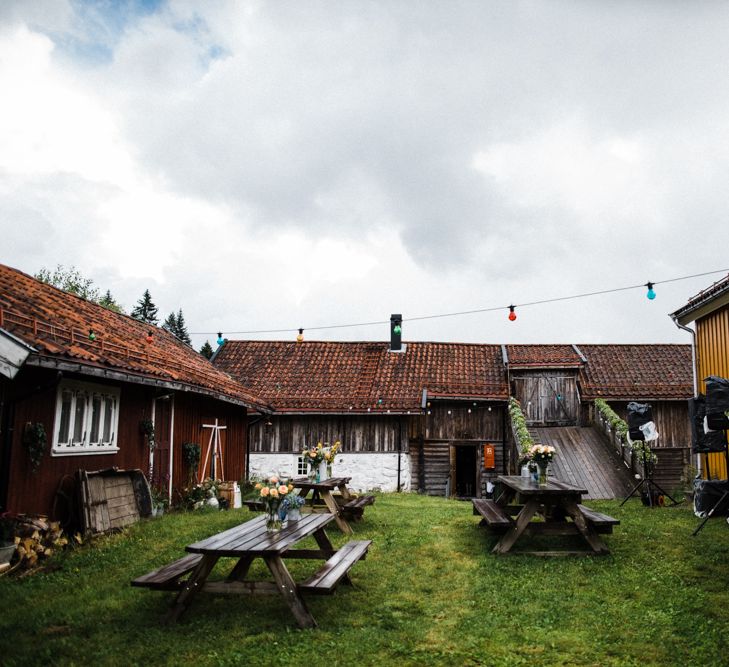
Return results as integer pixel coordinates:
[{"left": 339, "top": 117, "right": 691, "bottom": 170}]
[
  {"left": 132, "top": 513, "right": 371, "bottom": 628},
  {"left": 291, "top": 476, "right": 359, "bottom": 534},
  {"left": 472, "top": 475, "right": 619, "bottom": 556}
]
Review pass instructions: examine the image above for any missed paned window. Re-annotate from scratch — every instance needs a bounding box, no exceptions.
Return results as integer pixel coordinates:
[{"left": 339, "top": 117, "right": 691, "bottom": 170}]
[
  {"left": 296, "top": 455, "right": 308, "bottom": 476},
  {"left": 52, "top": 380, "right": 120, "bottom": 455}
]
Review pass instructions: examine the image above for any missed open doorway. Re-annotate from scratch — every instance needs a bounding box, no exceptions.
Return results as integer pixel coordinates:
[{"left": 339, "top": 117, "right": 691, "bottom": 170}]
[{"left": 454, "top": 445, "right": 478, "bottom": 498}]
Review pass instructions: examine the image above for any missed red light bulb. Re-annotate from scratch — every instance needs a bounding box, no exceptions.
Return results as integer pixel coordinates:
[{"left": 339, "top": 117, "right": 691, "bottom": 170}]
[
  {"left": 146, "top": 331, "right": 154, "bottom": 344},
  {"left": 508, "top": 305, "right": 517, "bottom": 322}
]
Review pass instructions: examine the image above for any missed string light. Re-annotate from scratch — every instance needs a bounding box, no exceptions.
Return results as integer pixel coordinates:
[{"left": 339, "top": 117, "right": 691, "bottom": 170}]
[
  {"left": 217, "top": 332, "right": 225, "bottom": 346},
  {"left": 508, "top": 305, "right": 517, "bottom": 322},
  {"left": 393, "top": 324, "right": 402, "bottom": 335},
  {"left": 297, "top": 328, "right": 304, "bottom": 342},
  {"left": 88, "top": 329, "right": 96, "bottom": 342},
  {"left": 146, "top": 331, "right": 154, "bottom": 344},
  {"left": 188, "top": 267, "right": 729, "bottom": 336},
  {"left": 645, "top": 282, "right": 656, "bottom": 300}
]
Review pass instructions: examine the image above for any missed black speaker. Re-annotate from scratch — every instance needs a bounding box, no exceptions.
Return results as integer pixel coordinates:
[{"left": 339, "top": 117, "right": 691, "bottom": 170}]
[
  {"left": 689, "top": 395, "right": 727, "bottom": 453},
  {"left": 627, "top": 402, "right": 653, "bottom": 441}
]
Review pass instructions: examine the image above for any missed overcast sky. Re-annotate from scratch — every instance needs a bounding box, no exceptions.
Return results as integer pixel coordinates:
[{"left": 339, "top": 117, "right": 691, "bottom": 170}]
[{"left": 1, "top": 1, "right": 728, "bottom": 351}]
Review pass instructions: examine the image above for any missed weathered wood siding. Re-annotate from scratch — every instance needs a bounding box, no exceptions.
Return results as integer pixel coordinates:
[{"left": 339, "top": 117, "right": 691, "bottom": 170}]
[
  {"left": 249, "top": 414, "right": 405, "bottom": 454},
  {"left": 408, "top": 402, "right": 506, "bottom": 497},
  {"left": 696, "top": 304, "right": 729, "bottom": 479},
  {"left": 511, "top": 371, "right": 579, "bottom": 425},
  {"left": 609, "top": 400, "right": 691, "bottom": 448},
  {"left": 1, "top": 367, "right": 248, "bottom": 517}
]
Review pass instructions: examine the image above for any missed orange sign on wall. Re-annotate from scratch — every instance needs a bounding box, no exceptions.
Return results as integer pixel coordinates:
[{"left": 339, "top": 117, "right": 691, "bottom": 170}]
[{"left": 483, "top": 443, "right": 495, "bottom": 469}]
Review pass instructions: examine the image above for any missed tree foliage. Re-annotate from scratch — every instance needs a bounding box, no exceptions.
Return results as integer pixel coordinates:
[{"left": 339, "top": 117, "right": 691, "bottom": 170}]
[
  {"left": 162, "top": 309, "right": 192, "bottom": 346},
  {"left": 36, "top": 265, "right": 124, "bottom": 313},
  {"left": 199, "top": 341, "right": 214, "bottom": 359},
  {"left": 130, "top": 289, "right": 159, "bottom": 325}
]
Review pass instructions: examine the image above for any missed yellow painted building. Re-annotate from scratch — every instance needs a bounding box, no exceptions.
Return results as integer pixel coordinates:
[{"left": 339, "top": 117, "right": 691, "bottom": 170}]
[{"left": 673, "top": 274, "right": 729, "bottom": 479}]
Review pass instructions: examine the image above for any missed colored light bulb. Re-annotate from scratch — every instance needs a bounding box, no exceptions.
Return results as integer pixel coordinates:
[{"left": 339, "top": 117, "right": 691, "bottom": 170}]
[
  {"left": 146, "top": 331, "right": 153, "bottom": 344},
  {"left": 508, "top": 305, "right": 517, "bottom": 322},
  {"left": 393, "top": 324, "right": 402, "bottom": 335},
  {"left": 88, "top": 329, "right": 96, "bottom": 341},
  {"left": 296, "top": 328, "right": 304, "bottom": 342},
  {"left": 646, "top": 282, "right": 656, "bottom": 300},
  {"left": 217, "top": 332, "right": 224, "bottom": 345}
]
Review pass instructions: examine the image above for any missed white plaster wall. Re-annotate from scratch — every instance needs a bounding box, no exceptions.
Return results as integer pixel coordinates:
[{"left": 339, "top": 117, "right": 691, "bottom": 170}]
[{"left": 249, "top": 452, "right": 411, "bottom": 492}]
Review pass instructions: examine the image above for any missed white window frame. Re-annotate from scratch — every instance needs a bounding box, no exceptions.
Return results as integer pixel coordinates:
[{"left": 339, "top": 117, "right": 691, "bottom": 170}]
[
  {"left": 52, "top": 380, "right": 120, "bottom": 456},
  {"left": 295, "top": 454, "right": 308, "bottom": 476}
]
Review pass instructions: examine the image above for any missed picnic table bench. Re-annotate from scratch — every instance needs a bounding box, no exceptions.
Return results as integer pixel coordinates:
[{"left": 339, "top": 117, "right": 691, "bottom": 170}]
[
  {"left": 473, "top": 476, "right": 619, "bottom": 556},
  {"left": 338, "top": 494, "right": 376, "bottom": 522},
  {"left": 131, "top": 513, "right": 371, "bottom": 628}
]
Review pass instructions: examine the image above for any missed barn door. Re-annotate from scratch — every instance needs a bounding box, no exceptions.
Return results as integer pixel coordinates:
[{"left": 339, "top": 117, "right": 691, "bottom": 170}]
[
  {"left": 540, "top": 376, "right": 578, "bottom": 424},
  {"left": 513, "top": 377, "right": 542, "bottom": 424}
]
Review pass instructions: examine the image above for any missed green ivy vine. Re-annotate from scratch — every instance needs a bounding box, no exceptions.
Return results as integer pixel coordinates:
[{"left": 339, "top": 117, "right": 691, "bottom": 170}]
[{"left": 22, "top": 422, "right": 47, "bottom": 472}]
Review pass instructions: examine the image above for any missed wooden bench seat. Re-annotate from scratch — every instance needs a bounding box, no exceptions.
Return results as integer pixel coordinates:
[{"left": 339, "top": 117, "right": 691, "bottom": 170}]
[
  {"left": 298, "top": 540, "right": 371, "bottom": 595},
  {"left": 339, "top": 495, "right": 375, "bottom": 521},
  {"left": 472, "top": 499, "right": 513, "bottom": 532},
  {"left": 577, "top": 505, "right": 620, "bottom": 534},
  {"left": 241, "top": 500, "right": 265, "bottom": 511},
  {"left": 131, "top": 553, "right": 203, "bottom": 591}
]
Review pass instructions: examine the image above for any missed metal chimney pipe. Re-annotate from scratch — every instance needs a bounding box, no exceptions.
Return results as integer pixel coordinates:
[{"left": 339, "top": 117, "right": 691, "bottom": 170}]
[{"left": 390, "top": 314, "right": 402, "bottom": 352}]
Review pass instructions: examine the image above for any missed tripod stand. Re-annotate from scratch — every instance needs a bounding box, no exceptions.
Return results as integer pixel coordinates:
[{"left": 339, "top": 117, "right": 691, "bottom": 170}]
[
  {"left": 692, "top": 437, "right": 729, "bottom": 536},
  {"left": 620, "top": 448, "right": 679, "bottom": 508}
]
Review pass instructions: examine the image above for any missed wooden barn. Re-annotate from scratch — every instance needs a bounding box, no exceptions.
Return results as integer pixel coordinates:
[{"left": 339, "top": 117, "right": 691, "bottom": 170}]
[
  {"left": 214, "top": 333, "right": 693, "bottom": 498},
  {"left": 672, "top": 272, "right": 729, "bottom": 480},
  {"left": 0, "top": 263, "right": 267, "bottom": 520},
  {"left": 212, "top": 339, "right": 510, "bottom": 497}
]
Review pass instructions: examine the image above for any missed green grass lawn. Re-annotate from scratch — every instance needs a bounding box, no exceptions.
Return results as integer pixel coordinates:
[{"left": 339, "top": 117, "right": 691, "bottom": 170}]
[{"left": 1, "top": 493, "right": 728, "bottom": 666}]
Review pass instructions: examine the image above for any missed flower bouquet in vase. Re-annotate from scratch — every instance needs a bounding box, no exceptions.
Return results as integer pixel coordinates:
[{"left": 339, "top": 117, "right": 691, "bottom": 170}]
[
  {"left": 255, "top": 476, "right": 294, "bottom": 532},
  {"left": 279, "top": 493, "right": 306, "bottom": 523},
  {"left": 526, "top": 445, "right": 556, "bottom": 486},
  {"left": 302, "top": 441, "right": 341, "bottom": 482}
]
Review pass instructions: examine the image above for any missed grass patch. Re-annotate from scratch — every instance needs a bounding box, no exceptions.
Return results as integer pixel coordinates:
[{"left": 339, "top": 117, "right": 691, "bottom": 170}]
[{"left": 1, "top": 494, "right": 728, "bottom": 666}]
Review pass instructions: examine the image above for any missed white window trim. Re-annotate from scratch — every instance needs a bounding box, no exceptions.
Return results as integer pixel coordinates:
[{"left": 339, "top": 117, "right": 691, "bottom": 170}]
[{"left": 52, "top": 379, "right": 121, "bottom": 456}]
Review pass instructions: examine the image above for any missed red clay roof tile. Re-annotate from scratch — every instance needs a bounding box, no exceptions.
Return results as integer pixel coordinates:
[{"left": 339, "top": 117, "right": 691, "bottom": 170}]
[{"left": 0, "top": 263, "right": 268, "bottom": 409}]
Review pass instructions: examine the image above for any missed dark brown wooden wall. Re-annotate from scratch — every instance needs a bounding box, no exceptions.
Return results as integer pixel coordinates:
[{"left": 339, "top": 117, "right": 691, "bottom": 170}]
[
  {"left": 249, "top": 414, "right": 405, "bottom": 453},
  {"left": 2, "top": 367, "right": 247, "bottom": 517},
  {"left": 409, "top": 403, "right": 504, "bottom": 441},
  {"left": 610, "top": 400, "right": 690, "bottom": 448}
]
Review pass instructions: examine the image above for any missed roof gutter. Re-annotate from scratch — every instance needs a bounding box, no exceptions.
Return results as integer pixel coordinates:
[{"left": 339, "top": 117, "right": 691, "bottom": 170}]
[
  {"left": 670, "top": 314, "right": 698, "bottom": 396},
  {"left": 25, "top": 356, "right": 273, "bottom": 412}
]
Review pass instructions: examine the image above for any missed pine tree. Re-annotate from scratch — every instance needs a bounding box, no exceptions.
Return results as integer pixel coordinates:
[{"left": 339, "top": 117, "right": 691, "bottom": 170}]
[
  {"left": 162, "top": 312, "right": 177, "bottom": 334},
  {"left": 99, "top": 290, "right": 124, "bottom": 314},
  {"left": 200, "top": 341, "right": 214, "bottom": 359},
  {"left": 131, "top": 290, "right": 159, "bottom": 325},
  {"left": 175, "top": 309, "right": 192, "bottom": 346}
]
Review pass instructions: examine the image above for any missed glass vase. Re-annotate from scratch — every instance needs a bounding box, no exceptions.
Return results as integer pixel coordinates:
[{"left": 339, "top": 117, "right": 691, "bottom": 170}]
[
  {"left": 538, "top": 462, "right": 549, "bottom": 487},
  {"left": 266, "top": 505, "right": 282, "bottom": 533},
  {"left": 318, "top": 460, "right": 328, "bottom": 482}
]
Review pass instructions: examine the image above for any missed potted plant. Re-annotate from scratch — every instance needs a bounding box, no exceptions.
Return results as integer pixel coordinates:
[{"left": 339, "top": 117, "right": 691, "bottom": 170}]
[
  {"left": 0, "top": 513, "right": 17, "bottom": 565},
  {"left": 150, "top": 487, "right": 169, "bottom": 517}
]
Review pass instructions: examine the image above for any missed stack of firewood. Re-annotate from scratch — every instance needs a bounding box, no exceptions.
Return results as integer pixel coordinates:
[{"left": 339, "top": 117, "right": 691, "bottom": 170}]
[{"left": 1, "top": 515, "right": 73, "bottom": 575}]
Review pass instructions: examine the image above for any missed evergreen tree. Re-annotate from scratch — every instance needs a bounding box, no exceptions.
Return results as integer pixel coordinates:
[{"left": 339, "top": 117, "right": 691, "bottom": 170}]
[
  {"left": 99, "top": 290, "right": 124, "bottom": 314},
  {"left": 175, "top": 309, "right": 192, "bottom": 346},
  {"left": 131, "top": 289, "right": 159, "bottom": 325},
  {"left": 162, "top": 310, "right": 191, "bottom": 346},
  {"left": 162, "top": 312, "right": 177, "bottom": 334},
  {"left": 200, "top": 341, "right": 214, "bottom": 359}
]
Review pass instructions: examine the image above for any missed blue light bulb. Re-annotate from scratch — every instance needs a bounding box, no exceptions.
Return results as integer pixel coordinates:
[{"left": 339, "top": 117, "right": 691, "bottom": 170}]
[
  {"left": 646, "top": 283, "right": 656, "bottom": 300},
  {"left": 217, "top": 332, "right": 224, "bottom": 345}
]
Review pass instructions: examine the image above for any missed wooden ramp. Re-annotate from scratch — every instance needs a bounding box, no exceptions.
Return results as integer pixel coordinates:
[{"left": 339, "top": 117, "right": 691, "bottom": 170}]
[{"left": 531, "top": 426, "right": 635, "bottom": 500}]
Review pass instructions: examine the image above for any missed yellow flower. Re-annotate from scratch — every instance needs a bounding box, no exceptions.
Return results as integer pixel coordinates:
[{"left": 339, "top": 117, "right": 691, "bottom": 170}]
[
  {"left": 324, "top": 452, "right": 331, "bottom": 461},
  {"left": 270, "top": 488, "right": 279, "bottom": 498},
  {"left": 309, "top": 451, "right": 317, "bottom": 458},
  {"left": 255, "top": 483, "right": 262, "bottom": 490}
]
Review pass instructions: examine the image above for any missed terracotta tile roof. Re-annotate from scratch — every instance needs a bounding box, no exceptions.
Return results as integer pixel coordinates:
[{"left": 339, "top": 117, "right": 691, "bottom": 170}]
[
  {"left": 505, "top": 344, "right": 584, "bottom": 368},
  {"left": 213, "top": 341, "right": 509, "bottom": 412},
  {"left": 578, "top": 344, "right": 693, "bottom": 400},
  {"left": 671, "top": 272, "right": 729, "bottom": 323},
  {"left": 0, "top": 263, "right": 268, "bottom": 409}
]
